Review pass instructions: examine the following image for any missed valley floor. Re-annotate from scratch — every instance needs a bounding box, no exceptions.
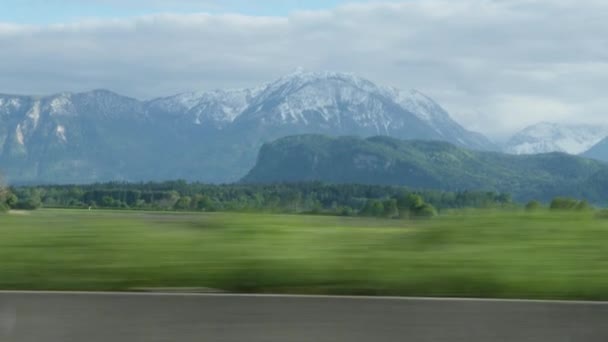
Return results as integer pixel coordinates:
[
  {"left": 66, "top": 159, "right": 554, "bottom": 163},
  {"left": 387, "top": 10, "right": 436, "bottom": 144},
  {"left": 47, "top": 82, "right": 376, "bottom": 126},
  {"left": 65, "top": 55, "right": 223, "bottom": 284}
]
[{"left": 0, "top": 209, "right": 607, "bottom": 300}]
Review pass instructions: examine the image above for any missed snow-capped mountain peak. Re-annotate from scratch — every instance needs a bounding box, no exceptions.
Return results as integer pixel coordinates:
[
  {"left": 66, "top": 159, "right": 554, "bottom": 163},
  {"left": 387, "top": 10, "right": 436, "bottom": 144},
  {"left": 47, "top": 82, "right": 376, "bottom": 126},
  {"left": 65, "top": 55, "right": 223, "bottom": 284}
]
[
  {"left": 228, "top": 71, "right": 494, "bottom": 150},
  {"left": 504, "top": 122, "right": 608, "bottom": 155},
  {"left": 142, "top": 70, "right": 490, "bottom": 149},
  {"left": 253, "top": 70, "right": 380, "bottom": 104}
]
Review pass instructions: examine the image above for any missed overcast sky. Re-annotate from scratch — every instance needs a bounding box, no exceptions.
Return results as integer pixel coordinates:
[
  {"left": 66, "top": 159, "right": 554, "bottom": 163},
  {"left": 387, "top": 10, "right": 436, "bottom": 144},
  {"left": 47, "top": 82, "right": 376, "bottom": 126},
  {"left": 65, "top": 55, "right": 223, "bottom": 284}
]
[{"left": 1, "top": 0, "right": 607, "bottom": 139}]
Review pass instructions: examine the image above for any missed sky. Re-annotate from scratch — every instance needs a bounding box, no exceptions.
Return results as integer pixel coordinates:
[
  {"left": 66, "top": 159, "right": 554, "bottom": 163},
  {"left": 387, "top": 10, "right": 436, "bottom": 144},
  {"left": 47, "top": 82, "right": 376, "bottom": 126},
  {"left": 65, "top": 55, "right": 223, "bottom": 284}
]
[
  {"left": 0, "top": 0, "right": 360, "bottom": 23},
  {"left": 1, "top": 0, "right": 607, "bottom": 139}
]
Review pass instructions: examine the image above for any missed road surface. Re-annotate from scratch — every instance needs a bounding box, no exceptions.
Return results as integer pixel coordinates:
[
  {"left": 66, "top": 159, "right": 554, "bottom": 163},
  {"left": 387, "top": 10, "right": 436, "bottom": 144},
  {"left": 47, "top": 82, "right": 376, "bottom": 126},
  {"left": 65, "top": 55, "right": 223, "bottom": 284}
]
[{"left": 1, "top": 292, "right": 608, "bottom": 342}]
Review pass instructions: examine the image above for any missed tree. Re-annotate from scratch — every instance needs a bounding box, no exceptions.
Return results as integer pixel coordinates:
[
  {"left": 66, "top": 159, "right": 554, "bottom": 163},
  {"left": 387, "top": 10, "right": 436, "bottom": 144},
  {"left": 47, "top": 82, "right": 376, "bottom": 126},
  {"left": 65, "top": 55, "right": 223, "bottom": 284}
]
[
  {"left": 196, "top": 195, "right": 216, "bottom": 211},
  {"left": 101, "top": 196, "right": 114, "bottom": 207},
  {"left": 395, "top": 193, "right": 437, "bottom": 218},
  {"left": 396, "top": 193, "right": 424, "bottom": 210},
  {"left": 174, "top": 196, "right": 192, "bottom": 210},
  {"left": 383, "top": 199, "right": 399, "bottom": 218},
  {"left": 395, "top": 193, "right": 424, "bottom": 219},
  {"left": 361, "top": 199, "right": 385, "bottom": 217},
  {"left": 0, "top": 174, "right": 9, "bottom": 212},
  {"left": 6, "top": 193, "right": 18, "bottom": 208}
]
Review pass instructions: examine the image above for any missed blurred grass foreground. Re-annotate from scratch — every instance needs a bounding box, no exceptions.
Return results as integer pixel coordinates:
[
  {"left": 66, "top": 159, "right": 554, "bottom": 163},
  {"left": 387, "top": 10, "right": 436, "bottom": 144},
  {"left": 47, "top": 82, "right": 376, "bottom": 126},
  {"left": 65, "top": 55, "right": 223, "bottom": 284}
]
[{"left": 1, "top": 209, "right": 608, "bottom": 300}]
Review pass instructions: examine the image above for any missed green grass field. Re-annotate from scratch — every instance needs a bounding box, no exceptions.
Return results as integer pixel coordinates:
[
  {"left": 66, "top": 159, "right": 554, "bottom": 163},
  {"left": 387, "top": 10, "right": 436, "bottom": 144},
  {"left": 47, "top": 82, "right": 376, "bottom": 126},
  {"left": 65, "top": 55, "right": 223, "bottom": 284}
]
[{"left": 1, "top": 209, "right": 608, "bottom": 300}]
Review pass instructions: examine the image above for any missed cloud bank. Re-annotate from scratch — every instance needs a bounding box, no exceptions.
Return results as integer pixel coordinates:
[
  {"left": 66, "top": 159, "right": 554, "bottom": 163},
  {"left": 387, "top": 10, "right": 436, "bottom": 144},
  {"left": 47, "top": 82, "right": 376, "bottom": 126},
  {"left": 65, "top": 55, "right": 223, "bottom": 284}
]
[{"left": 1, "top": 0, "right": 607, "bottom": 138}]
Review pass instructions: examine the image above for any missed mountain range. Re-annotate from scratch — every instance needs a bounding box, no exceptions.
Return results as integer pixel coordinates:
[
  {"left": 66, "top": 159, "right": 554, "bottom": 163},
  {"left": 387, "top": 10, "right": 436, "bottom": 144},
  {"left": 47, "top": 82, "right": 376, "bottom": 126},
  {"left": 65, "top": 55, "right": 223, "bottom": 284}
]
[
  {"left": 3, "top": 69, "right": 608, "bottom": 187},
  {"left": 0, "top": 70, "right": 495, "bottom": 184},
  {"left": 243, "top": 135, "right": 608, "bottom": 203}
]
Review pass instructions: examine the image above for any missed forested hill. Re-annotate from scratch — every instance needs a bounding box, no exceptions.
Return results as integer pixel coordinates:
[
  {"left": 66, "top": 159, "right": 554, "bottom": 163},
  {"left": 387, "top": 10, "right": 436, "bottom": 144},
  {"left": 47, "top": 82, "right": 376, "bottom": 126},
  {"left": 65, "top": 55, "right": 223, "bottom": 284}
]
[{"left": 242, "top": 135, "right": 608, "bottom": 203}]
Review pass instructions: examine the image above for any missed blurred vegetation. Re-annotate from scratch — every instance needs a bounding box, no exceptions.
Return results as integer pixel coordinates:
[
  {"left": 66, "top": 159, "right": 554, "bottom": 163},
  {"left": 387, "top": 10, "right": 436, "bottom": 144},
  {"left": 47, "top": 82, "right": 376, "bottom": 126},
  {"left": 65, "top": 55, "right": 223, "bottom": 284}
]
[
  {"left": 550, "top": 197, "right": 593, "bottom": 211},
  {"left": 525, "top": 200, "right": 543, "bottom": 212},
  {"left": 1, "top": 209, "right": 608, "bottom": 300},
  {"left": 0, "top": 175, "right": 16, "bottom": 212}
]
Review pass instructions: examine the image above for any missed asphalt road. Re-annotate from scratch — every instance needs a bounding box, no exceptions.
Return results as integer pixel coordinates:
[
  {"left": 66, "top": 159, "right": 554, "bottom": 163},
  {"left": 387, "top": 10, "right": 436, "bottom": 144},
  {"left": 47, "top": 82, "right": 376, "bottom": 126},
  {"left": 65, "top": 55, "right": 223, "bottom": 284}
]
[{"left": 1, "top": 292, "right": 608, "bottom": 342}]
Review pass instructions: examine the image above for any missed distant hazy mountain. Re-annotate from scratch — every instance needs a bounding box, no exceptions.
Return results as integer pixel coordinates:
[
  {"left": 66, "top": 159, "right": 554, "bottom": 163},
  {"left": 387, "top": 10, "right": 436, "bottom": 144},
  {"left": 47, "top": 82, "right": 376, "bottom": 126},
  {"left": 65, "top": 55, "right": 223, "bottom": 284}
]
[
  {"left": 0, "top": 90, "right": 185, "bottom": 183},
  {"left": 503, "top": 122, "right": 608, "bottom": 155},
  {"left": 582, "top": 137, "right": 608, "bottom": 162},
  {"left": 0, "top": 70, "right": 493, "bottom": 184},
  {"left": 243, "top": 134, "right": 608, "bottom": 202}
]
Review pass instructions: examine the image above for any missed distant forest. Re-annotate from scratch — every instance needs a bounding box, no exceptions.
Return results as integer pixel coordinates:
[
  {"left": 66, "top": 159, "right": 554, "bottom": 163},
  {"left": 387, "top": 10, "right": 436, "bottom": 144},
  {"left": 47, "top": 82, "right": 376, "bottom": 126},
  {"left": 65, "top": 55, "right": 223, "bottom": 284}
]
[{"left": 4, "top": 181, "right": 517, "bottom": 218}]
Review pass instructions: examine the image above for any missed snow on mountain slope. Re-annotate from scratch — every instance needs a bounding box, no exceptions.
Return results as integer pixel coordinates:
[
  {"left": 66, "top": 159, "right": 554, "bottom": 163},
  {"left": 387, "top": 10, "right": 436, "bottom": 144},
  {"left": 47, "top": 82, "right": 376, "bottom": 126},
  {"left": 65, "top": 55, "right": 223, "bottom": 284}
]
[
  {"left": 504, "top": 122, "right": 608, "bottom": 155},
  {"left": 243, "top": 71, "right": 382, "bottom": 120},
  {"left": 238, "top": 70, "right": 417, "bottom": 130},
  {"left": 145, "top": 87, "right": 263, "bottom": 127},
  {"left": 386, "top": 88, "right": 492, "bottom": 148},
  {"left": 233, "top": 70, "right": 493, "bottom": 149},
  {"left": 389, "top": 88, "right": 449, "bottom": 124},
  {"left": 0, "top": 90, "right": 147, "bottom": 154},
  {"left": 188, "top": 88, "right": 263, "bottom": 126}
]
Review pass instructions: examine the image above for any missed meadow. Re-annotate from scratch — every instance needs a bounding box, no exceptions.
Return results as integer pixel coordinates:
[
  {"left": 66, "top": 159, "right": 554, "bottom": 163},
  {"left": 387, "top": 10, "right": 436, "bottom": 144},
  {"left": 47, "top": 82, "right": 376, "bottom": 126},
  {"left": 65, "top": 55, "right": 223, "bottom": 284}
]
[{"left": 1, "top": 209, "right": 608, "bottom": 300}]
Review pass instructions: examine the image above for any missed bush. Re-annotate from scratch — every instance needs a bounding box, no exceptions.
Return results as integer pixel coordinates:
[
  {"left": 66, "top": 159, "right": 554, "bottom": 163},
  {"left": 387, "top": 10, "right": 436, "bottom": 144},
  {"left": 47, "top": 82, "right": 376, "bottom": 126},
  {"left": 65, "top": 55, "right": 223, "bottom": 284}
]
[
  {"left": 525, "top": 200, "right": 543, "bottom": 212},
  {"left": 14, "top": 198, "right": 42, "bottom": 210},
  {"left": 15, "top": 188, "right": 43, "bottom": 210},
  {"left": 595, "top": 209, "right": 608, "bottom": 219},
  {"left": 575, "top": 200, "right": 593, "bottom": 211},
  {"left": 338, "top": 206, "right": 354, "bottom": 216},
  {"left": 550, "top": 197, "right": 580, "bottom": 211},
  {"left": 412, "top": 203, "right": 438, "bottom": 218}
]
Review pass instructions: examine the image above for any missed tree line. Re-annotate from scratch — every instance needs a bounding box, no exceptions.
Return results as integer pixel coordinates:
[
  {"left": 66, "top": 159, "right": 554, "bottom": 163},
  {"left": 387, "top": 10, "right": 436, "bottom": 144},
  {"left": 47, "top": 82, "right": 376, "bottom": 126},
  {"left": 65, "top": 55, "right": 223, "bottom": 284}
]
[
  {"left": 2, "top": 181, "right": 518, "bottom": 217},
  {"left": 3, "top": 180, "right": 600, "bottom": 217}
]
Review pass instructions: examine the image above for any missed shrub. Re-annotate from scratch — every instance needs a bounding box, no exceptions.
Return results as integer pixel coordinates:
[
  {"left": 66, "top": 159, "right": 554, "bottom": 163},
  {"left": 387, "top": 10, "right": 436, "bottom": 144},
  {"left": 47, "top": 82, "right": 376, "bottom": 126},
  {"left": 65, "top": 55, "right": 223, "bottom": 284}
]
[
  {"left": 338, "top": 206, "right": 354, "bottom": 216},
  {"left": 575, "top": 200, "right": 593, "bottom": 211},
  {"left": 413, "top": 203, "right": 438, "bottom": 218},
  {"left": 550, "top": 197, "right": 580, "bottom": 210},
  {"left": 595, "top": 209, "right": 608, "bottom": 219},
  {"left": 525, "top": 200, "right": 543, "bottom": 212}
]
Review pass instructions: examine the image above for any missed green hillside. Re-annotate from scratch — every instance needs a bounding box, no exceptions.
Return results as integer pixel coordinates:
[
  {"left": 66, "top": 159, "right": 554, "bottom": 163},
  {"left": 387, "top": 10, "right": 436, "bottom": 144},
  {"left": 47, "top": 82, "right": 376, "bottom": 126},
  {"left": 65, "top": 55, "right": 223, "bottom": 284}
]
[{"left": 243, "top": 135, "right": 608, "bottom": 203}]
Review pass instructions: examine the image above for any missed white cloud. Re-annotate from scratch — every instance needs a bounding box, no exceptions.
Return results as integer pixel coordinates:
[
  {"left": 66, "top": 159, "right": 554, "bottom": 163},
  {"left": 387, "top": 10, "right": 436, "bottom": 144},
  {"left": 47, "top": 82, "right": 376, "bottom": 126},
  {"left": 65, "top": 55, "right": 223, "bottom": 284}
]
[{"left": 1, "top": 0, "right": 607, "bottom": 139}]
